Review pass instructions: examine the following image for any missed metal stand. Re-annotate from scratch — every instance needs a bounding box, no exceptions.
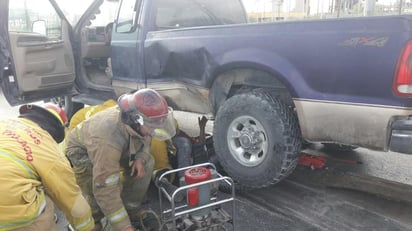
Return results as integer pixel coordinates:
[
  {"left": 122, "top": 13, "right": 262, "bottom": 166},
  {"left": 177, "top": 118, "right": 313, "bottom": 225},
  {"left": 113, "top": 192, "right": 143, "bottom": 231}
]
[{"left": 158, "top": 163, "right": 236, "bottom": 231}]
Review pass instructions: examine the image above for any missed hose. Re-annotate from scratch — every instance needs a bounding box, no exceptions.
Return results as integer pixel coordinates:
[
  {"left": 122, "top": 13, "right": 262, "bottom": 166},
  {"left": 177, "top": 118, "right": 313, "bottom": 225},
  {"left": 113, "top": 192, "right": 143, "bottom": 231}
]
[{"left": 139, "top": 209, "right": 162, "bottom": 231}]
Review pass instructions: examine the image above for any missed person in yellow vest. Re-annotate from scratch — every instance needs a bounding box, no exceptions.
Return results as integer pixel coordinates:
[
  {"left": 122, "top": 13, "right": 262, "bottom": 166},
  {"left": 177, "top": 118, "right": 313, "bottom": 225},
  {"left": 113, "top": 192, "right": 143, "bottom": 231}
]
[
  {"left": 151, "top": 121, "right": 192, "bottom": 186},
  {"left": 68, "top": 99, "right": 117, "bottom": 130},
  {"left": 0, "top": 103, "right": 94, "bottom": 231},
  {"left": 66, "top": 89, "right": 176, "bottom": 231}
]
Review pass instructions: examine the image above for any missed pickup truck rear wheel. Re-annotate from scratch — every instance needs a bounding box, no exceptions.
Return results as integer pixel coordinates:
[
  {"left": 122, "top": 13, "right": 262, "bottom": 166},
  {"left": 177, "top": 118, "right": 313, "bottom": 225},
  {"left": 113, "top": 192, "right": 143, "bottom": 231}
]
[{"left": 213, "top": 89, "right": 301, "bottom": 189}]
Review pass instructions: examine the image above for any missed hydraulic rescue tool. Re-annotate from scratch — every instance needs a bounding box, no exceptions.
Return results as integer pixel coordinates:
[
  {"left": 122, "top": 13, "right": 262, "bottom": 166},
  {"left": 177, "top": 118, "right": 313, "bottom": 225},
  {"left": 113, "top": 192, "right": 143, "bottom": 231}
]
[{"left": 158, "top": 163, "right": 235, "bottom": 231}]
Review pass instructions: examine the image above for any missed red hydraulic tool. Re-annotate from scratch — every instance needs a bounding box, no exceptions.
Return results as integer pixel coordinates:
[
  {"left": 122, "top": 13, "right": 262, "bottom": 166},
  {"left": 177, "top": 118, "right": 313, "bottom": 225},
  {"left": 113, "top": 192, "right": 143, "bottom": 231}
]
[{"left": 298, "top": 153, "right": 327, "bottom": 169}]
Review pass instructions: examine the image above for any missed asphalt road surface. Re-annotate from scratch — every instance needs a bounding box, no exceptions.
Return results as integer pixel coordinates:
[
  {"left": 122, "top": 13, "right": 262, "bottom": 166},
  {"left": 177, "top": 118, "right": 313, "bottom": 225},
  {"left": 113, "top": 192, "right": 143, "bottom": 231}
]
[{"left": 1, "top": 89, "right": 411, "bottom": 231}]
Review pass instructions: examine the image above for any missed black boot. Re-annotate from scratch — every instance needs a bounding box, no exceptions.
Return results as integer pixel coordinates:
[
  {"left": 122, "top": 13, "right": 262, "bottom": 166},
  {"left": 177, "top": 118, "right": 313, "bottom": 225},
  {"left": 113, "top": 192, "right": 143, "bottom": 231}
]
[{"left": 131, "top": 209, "right": 161, "bottom": 231}]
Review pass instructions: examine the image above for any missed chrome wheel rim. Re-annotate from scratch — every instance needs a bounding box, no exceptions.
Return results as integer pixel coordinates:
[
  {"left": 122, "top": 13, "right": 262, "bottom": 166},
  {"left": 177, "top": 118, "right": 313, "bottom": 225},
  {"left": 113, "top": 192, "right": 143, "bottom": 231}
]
[{"left": 227, "top": 115, "right": 268, "bottom": 167}]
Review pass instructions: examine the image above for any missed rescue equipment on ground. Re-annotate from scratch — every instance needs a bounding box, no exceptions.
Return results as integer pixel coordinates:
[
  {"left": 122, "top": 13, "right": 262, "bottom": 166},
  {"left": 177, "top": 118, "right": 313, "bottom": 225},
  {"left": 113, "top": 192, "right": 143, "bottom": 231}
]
[{"left": 158, "top": 163, "right": 235, "bottom": 231}]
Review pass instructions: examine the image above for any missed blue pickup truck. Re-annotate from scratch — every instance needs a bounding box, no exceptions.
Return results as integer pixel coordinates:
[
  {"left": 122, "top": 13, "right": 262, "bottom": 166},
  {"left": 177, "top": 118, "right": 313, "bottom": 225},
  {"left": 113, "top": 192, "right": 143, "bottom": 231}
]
[{"left": 1, "top": 0, "right": 412, "bottom": 189}]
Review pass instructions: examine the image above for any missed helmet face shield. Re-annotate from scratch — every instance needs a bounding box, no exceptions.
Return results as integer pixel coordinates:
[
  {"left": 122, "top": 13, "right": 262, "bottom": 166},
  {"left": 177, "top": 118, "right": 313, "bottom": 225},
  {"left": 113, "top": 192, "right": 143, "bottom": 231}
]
[
  {"left": 142, "top": 107, "right": 171, "bottom": 128},
  {"left": 118, "top": 89, "right": 170, "bottom": 127},
  {"left": 144, "top": 107, "right": 176, "bottom": 141}
]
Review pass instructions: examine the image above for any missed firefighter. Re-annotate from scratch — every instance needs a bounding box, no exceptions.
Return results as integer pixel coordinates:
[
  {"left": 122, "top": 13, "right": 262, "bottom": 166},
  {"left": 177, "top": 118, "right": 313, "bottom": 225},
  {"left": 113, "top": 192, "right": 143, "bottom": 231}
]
[
  {"left": 55, "top": 100, "right": 117, "bottom": 158},
  {"left": 0, "top": 103, "right": 94, "bottom": 231},
  {"left": 66, "top": 89, "right": 176, "bottom": 231},
  {"left": 67, "top": 99, "right": 192, "bottom": 199}
]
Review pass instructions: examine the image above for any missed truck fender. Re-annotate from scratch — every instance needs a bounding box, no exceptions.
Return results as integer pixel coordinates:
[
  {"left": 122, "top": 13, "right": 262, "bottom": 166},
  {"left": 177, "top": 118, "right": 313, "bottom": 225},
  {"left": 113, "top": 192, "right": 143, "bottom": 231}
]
[{"left": 209, "top": 48, "right": 302, "bottom": 114}]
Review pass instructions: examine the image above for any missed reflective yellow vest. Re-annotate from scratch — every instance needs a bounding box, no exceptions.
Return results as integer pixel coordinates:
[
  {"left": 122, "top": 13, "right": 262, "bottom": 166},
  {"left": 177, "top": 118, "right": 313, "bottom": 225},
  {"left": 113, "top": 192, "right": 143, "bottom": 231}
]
[
  {"left": 151, "top": 120, "right": 178, "bottom": 181},
  {"left": 69, "top": 99, "right": 117, "bottom": 130}
]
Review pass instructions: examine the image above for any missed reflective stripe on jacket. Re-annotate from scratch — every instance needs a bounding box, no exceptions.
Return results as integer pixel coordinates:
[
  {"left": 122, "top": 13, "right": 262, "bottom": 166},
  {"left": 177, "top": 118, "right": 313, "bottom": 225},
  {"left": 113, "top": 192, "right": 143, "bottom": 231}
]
[
  {"left": 0, "top": 148, "right": 46, "bottom": 230},
  {"left": 0, "top": 118, "right": 94, "bottom": 231},
  {"left": 66, "top": 106, "right": 151, "bottom": 230}
]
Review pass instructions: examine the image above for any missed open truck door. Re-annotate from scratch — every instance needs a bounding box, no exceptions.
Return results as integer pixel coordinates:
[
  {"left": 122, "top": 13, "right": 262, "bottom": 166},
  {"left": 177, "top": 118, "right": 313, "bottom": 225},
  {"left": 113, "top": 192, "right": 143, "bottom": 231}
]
[{"left": 0, "top": 0, "right": 76, "bottom": 106}]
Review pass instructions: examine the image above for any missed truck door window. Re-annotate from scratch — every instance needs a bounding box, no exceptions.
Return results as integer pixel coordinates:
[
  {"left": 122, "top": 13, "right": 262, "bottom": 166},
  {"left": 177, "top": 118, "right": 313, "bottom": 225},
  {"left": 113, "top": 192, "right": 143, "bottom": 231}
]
[
  {"left": 54, "top": 0, "right": 93, "bottom": 26},
  {"left": 116, "top": 0, "right": 141, "bottom": 33},
  {"left": 88, "top": 1, "right": 118, "bottom": 27},
  {"left": 9, "top": 0, "right": 62, "bottom": 38},
  {"left": 155, "top": 0, "right": 247, "bottom": 30}
]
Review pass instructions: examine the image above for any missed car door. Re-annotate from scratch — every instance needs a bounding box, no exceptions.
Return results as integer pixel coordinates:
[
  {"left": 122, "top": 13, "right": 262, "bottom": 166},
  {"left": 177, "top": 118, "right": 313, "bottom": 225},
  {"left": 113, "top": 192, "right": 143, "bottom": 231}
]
[
  {"left": 110, "top": 0, "right": 144, "bottom": 94},
  {"left": 0, "top": 0, "right": 76, "bottom": 106},
  {"left": 143, "top": 0, "right": 245, "bottom": 114}
]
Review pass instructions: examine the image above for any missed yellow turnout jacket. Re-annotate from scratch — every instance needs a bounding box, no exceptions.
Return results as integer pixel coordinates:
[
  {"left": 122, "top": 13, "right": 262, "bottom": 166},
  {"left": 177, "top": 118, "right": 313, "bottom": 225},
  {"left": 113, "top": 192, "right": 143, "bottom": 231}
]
[
  {"left": 69, "top": 99, "right": 117, "bottom": 130},
  {"left": 0, "top": 118, "right": 93, "bottom": 231}
]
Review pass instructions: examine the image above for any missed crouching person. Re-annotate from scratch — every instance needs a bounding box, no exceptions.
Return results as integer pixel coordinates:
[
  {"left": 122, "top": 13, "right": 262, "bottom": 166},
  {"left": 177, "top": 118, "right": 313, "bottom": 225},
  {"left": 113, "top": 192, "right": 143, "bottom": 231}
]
[
  {"left": 0, "top": 103, "right": 94, "bottom": 231},
  {"left": 66, "top": 89, "right": 176, "bottom": 231}
]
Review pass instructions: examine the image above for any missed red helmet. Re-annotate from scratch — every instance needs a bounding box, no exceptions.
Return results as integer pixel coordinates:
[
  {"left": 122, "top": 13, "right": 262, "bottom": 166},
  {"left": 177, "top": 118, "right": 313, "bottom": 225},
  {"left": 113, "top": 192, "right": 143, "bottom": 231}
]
[
  {"left": 19, "top": 103, "right": 67, "bottom": 143},
  {"left": 118, "top": 89, "right": 176, "bottom": 140},
  {"left": 42, "top": 103, "right": 68, "bottom": 125},
  {"left": 19, "top": 103, "right": 67, "bottom": 126},
  {"left": 118, "top": 89, "right": 169, "bottom": 127}
]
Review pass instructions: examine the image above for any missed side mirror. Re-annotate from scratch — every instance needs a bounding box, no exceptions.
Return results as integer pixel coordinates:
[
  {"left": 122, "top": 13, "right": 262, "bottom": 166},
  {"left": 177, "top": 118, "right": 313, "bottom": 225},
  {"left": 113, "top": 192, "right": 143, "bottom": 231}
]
[{"left": 32, "top": 20, "right": 46, "bottom": 35}]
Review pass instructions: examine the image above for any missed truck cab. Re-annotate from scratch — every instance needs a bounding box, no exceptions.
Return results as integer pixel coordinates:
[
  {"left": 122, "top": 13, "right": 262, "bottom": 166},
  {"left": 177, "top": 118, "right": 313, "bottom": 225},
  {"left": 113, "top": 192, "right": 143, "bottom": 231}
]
[{"left": 0, "top": 0, "right": 247, "bottom": 115}]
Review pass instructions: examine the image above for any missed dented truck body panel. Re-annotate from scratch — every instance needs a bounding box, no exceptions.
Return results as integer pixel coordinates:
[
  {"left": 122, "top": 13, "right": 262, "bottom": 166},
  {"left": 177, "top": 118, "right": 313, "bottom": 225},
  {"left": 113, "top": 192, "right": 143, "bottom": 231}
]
[
  {"left": 142, "top": 17, "right": 412, "bottom": 107},
  {"left": 136, "top": 16, "right": 412, "bottom": 151}
]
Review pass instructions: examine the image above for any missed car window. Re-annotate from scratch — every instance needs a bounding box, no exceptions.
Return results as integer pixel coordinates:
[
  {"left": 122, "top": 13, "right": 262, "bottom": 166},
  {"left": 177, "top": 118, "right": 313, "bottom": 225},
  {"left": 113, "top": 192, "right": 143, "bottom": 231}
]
[
  {"left": 89, "top": 1, "right": 118, "bottom": 27},
  {"left": 8, "top": 0, "right": 62, "bottom": 38},
  {"left": 54, "top": 0, "right": 94, "bottom": 26},
  {"left": 116, "top": 0, "right": 141, "bottom": 33},
  {"left": 155, "top": 0, "right": 247, "bottom": 30}
]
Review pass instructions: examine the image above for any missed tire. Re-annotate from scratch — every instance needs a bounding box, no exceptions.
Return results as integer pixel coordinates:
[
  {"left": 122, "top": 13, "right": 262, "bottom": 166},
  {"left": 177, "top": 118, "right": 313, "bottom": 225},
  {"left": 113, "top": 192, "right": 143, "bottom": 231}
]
[
  {"left": 218, "top": 181, "right": 243, "bottom": 194},
  {"left": 322, "top": 143, "right": 358, "bottom": 152},
  {"left": 213, "top": 89, "right": 301, "bottom": 189}
]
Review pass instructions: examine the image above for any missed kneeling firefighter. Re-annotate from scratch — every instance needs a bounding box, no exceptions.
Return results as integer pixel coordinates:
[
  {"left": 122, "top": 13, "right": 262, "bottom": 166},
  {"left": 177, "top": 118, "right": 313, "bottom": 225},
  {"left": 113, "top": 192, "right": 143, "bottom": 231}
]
[
  {"left": 66, "top": 89, "right": 176, "bottom": 231},
  {"left": 0, "top": 103, "right": 94, "bottom": 231}
]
